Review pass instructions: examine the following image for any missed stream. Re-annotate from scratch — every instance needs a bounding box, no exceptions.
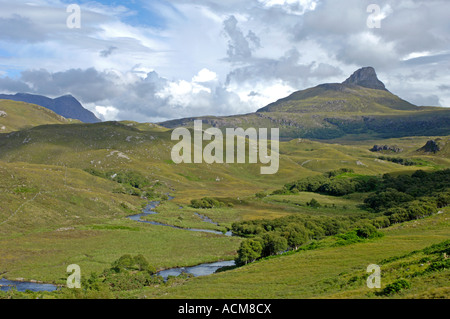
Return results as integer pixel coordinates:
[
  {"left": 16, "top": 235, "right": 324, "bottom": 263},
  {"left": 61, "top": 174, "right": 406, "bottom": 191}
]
[
  {"left": 127, "top": 199, "right": 233, "bottom": 236},
  {"left": 0, "top": 196, "right": 236, "bottom": 292},
  {"left": 127, "top": 197, "right": 236, "bottom": 280},
  {"left": 0, "top": 278, "right": 57, "bottom": 293}
]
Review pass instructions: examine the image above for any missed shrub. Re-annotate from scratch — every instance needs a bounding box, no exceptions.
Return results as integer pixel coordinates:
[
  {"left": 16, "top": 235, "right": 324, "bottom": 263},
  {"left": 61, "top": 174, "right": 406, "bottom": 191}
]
[
  {"left": 379, "top": 279, "right": 411, "bottom": 295},
  {"left": 355, "top": 223, "right": 381, "bottom": 239},
  {"left": 306, "top": 198, "right": 321, "bottom": 208},
  {"left": 190, "top": 197, "right": 225, "bottom": 209},
  {"left": 255, "top": 192, "right": 267, "bottom": 199}
]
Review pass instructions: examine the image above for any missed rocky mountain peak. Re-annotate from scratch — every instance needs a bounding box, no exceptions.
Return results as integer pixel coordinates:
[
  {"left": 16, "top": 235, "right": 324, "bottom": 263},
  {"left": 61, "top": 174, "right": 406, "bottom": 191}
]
[{"left": 342, "top": 67, "right": 387, "bottom": 91}]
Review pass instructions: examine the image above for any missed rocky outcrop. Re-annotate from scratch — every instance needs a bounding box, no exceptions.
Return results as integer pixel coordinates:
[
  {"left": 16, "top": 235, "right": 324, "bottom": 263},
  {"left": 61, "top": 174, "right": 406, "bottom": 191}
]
[
  {"left": 343, "top": 67, "right": 388, "bottom": 91},
  {"left": 370, "top": 145, "right": 403, "bottom": 153},
  {"left": 417, "top": 140, "right": 441, "bottom": 153}
]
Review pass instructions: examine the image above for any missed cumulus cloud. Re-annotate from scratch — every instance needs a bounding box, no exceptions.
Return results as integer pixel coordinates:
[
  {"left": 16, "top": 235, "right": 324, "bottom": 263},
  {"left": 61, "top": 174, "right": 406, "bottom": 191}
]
[
  {"left": 223, "top": 15, "right": 261, "bottom": 62},
  {"left": 0, "top": 0, "right": 449, "bottom": 123},
  {"left": 0, "top": 67, "right": 253, "bottom": 122}
]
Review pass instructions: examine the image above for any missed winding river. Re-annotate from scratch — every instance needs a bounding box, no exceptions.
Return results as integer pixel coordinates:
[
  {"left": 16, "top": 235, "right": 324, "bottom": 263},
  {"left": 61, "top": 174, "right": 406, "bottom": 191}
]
[
  {"left": 0, "top": 278, "right": 57, "bottom": 293},
  {"left": 127, "top": 197, "right": 236, "bottom": 280},
  {"left": 0, "top": 196, "right": 236, "bottom": 292},
  {"left": 127, "top": 198, "right": 233, "bottom": 236}
]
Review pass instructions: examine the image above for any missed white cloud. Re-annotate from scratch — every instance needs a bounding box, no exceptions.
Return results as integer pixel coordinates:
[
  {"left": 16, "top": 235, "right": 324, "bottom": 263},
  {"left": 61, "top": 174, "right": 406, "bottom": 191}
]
[
  {"left": 192, "top": 68, "right": 218, "bottom": 83},
  {"left": 95, "top": 105, "right": 120, "bottom": 121},
  {"left": 0, "top": 0, "right": 449, "bottom": 124},
  {"left": 258, "top": 0, "right": 318, "bottom": 15}
]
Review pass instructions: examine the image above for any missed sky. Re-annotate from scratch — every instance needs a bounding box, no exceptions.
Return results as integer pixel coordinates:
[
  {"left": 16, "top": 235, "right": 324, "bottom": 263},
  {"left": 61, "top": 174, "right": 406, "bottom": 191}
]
[{"left": 0, "top": 0, "right": 449, "bottom": 122}]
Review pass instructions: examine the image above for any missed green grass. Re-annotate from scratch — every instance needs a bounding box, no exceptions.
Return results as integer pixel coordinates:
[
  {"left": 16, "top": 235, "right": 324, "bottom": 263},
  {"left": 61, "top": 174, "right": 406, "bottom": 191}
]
[
  {"left": 130, "top": 207, "right": 449, "bottom": 299},
  {"left": 0, "top": 100, "right": 78, "bottom": 133},
  {"left": 0, "top": 115, "right": 448, "bottom": 299},
  {"left": 0, "top": 218, "right": 241, "bottom": 284}
]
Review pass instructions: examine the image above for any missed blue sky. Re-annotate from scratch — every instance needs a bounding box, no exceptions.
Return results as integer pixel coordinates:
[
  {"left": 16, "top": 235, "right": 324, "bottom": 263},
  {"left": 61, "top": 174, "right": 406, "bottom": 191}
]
[
  {"left": 59, "top": 0, "right": 175, "bottom": 29},
  {"left": 0, "top": 0, "right": 449, "bottom": 122}
]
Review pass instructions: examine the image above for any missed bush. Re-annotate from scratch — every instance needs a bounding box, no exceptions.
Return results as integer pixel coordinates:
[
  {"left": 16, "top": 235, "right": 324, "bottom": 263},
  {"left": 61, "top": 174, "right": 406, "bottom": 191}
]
[
  {"left": 355, "top": 223, "right": 382, "bottom": 239},
  {"left": 306, "top": 198, "right": 321, "bottom": 208},
  {"left": 379, "top": 279, "right": 411, "bottom": 295},
  {"left": 325, "top": 168, "right": 354, "bottom": 178},
  {"left": 334, "top": 230, "right": 364, "bottom": 246},
  {"left": 255, "top": 192, "right": 267, "bottom": 199},
  {"left": 110, "top": 254, "right": 155, "bottom": 274},
  {"left": 190, "top": 197, "right": 225, "bottom": 209}
]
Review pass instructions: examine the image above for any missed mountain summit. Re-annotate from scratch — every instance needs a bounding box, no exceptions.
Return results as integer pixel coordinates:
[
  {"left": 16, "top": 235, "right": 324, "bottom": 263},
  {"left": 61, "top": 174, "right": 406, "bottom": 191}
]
[
  {"left": 256, "top": 66, "right": 414, "bottom": 113},
  {"left": 160, "top": 66, "right": 450, "bottom": 140},
  {"left": 0, "top": 93, "right": 101, "bottom": 123},
  {"left": 342, "top": 67, "right": 387, "bottom": 91}
]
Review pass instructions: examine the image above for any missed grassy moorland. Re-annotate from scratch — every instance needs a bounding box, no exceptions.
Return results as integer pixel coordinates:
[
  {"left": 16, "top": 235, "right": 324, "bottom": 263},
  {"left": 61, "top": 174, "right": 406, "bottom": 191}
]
[
  {"left": 0, "top": 104, "right": 449, "bottom": 299},
  {"left": 131, "top": 207, "right": 449, "bottom": 299}
]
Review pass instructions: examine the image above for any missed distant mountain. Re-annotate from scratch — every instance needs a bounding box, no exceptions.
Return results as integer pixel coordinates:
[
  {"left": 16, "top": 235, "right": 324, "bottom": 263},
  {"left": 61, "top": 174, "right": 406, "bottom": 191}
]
[
  {"left": 0, "top": 93, "right": 101, "bottom": 123},
  {"left": 159, "top": 67, "right": 450, "bottom": 140},
  {"left": 256, "top": 66, "right": 415, "bottom": 113}
]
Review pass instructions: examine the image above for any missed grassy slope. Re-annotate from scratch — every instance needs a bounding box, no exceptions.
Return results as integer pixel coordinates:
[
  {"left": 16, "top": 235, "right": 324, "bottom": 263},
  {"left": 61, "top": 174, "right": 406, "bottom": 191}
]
[
  {"left": 0, "top": 120, "right": 448, "bottom": 296},
  {"left": 2, "top": 121, "right": 442, "bottom": 202},
  {"left": 257, "top": 84, "right": 417, "bottom": 113},
  {"left": 0, "top": 161, "right": 241, "bottom": 283},
  {"left": 0, "top": 100, "right": 78, "bottom": 133},
  {"left": 134, "top": 207, "right": 449, "bottom": 299}
]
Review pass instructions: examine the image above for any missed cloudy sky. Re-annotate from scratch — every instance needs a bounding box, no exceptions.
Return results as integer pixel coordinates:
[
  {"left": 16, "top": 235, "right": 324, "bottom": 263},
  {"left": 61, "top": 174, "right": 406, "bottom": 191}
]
[{"left": 0, "top": 0, "right": 449, "bottom": 122}]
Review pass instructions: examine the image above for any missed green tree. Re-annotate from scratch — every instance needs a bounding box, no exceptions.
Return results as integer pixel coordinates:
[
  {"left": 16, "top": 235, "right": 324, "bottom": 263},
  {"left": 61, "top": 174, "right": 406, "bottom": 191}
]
[
  {"left": 262, "top": 233, "right": 288, "bottom": 257},
  {"left": 236, "top": 239, "right": 263, "bottom": 265},
  {"left": 283, "top": 224, "right": 308, "bottom": 250}
]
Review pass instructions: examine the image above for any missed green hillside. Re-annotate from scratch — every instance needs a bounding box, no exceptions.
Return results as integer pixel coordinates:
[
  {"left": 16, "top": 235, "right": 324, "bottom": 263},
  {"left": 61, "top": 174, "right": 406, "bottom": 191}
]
[
  {"left": 135, "top": 208, "right": 449, "bottom": 299},
  {"left": 159, "top": 68, "right": 450, "bottom": 140},
  {"left": 257, "top": 83, "right": 416, "bottom": 113},
  {"left": 0, "top": 100, "right": 79, "bottom": 133},
  {"left": 0, "top": 111, "right": 448, "bottom": 299}
]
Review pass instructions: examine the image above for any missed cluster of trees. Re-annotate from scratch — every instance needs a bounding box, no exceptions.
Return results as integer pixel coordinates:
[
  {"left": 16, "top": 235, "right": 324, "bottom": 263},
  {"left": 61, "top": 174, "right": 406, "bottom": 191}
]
[
  {"left": 190, "top": 197, "right": 230, "bottom": 209},
  {"left": 275, "top": 169, "right": 380, "bottom": 197},
  {"left": 233, "top": 214, "right": 384, "bottom": 265},
  {"left": 363, "top": 170, "right": 450, "bottom": 224},
  {"left": 277, "top": 168, "right": 449, "bottom": 199},
  {"left": 275, "top": 169, "right": 449, "bottom": 225},
  {"left": 238, "top": 169, "right": 450, "bottom": 265},
  {"left": 377, "top": 156, "right": 420, "bottom": 166}
]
